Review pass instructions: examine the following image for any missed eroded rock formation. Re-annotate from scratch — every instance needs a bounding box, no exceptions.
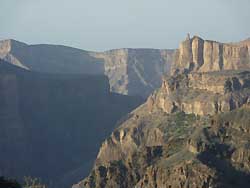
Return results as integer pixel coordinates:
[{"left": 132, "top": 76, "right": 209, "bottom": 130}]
[
  {"left": 172, "top": 36, "right": 250, "bottom": 74},
  {"left": 76, "top": 36, "right": 250, "bottom": 188},
  {"left": 148, "top": 70, "right": 250, "bottom": 115},
  {"left": 76, "top": 104, "right": 250, "bottom": 188}
]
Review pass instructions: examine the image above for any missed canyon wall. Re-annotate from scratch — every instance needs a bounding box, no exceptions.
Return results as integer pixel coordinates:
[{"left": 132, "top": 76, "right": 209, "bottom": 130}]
[
  {"left": 92, "top": 48, "right": 174, "bottom": 97},
  {"left": 76, "top": 36, "right": 250, "bottom": 188},
  {"left": 172, "top": 36, "right": 250, "bottom": 74},
  {"left": 0, "top": 39, "right": 174, "bottom": 98}
]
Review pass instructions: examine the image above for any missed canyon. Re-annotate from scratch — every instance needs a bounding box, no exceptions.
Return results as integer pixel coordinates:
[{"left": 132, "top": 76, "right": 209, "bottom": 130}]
[
  {"left": 77, "top": 36, "right": 250, "bottom": 188},
  {"left": 1, "top": 35, "right": 250, "bottom": 188},
  {"left": 0, "top": 60, "right": 142, "bottom": 188},
  {"left": 0, "top": 39, "right": 174, "bottom": 98}
]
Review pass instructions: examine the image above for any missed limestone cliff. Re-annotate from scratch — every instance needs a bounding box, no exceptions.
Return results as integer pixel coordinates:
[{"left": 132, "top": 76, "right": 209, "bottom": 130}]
[
  {"left": 148, "top": 70, "right": 250, "bottom": 116},
  {"left": 0, "top": 39, "right": 174, "bottom": 98},
  {"left": 172, "top": 36, "right": 250, "bottom": 74},
  {"left": 92, "top": 48, "right": 174, "bottom": 97}
]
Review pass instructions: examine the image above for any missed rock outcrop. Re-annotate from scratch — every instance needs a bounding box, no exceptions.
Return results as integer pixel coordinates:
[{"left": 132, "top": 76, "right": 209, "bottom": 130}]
[
  {"left": 0, "top": 39, "right": 174, "bottom": 98},
  {"left": 148, "top": 70, "right": 250, "bottom": 116},
  {"left": 76, "top": 104, "right": 250, "bottom": 188},
  {"left": 0, "top": 60, "right": 143, "bottom": 188},
  {"left": 172, "top": 36, "right": 250, "bottom": 74}
]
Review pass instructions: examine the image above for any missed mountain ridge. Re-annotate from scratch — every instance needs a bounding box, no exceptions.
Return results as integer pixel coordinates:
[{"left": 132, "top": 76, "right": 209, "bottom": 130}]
[{"left": 0, "top": 39, "right": 174, "bottom": 98}]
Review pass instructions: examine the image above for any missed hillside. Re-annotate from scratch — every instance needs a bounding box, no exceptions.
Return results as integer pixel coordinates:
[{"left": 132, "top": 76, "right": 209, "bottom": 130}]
[{"left": 76, "top": 36, "right": 250, "bottom": 188}]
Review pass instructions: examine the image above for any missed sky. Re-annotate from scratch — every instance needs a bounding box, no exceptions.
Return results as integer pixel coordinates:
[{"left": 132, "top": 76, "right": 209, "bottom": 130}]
[{"left": 0, "top": 0, "right": 249, "bottom": 51}]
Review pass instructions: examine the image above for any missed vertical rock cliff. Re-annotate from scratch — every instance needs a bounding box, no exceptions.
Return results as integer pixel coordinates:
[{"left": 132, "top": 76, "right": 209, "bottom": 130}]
[
  {"left": 172, "top": 36, "right": 250, "bottom": 74},
  {"left": 92, "top": 48, "right": 174, "bottom": 97}
]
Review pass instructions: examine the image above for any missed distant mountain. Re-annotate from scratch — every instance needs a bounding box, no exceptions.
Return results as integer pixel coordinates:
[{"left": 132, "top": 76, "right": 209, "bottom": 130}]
[
  {"left": 77, "top": 36, "right": 250, "bottom": 188},
  {"left": 0, "top": 39, "right": 174, "bottom": 98},
  {"left": 0, "top": 39, "right": 104, "bottom": 74},
  {"left": 91, "top": 48, "right": 174, "bottom": 97},
  {"left": 0, "top": 60, "right": 143, "bottom": 188}
]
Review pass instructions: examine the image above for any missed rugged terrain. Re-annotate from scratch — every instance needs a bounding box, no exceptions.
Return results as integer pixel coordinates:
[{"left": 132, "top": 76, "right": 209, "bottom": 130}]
[
  {"left": 172, "top": 35, "right": 250, "bottom": 74},
  {"left": 0, "top": 60, "right": 143, "bottom": 188},
  {"left": 148, "top": 70, "right": 250, "bottom": 115},
  {"left": 0, "top": 39, "right": 174, "bottom": 98},
  {"left": 91, "top": 49, "right": 174, "bottom": 97},
  {"left": 77, "top": 36, "right": 250, "bottom": 188}
]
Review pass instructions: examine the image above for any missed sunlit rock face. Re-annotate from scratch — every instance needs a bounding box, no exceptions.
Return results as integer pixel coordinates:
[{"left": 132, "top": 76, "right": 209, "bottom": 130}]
[
  {"left": 153, "top": 35, "right": 250, "bottom": 116},
  {"left": 172, "top": 36, "right": 250, "bottom": 75},
  {"left": 76, "top": 101, "right": 250, "bottom": 188},
  {"left": 76, "top": 36, "right": 250, "bottom": 188},
  {"left": 148, "top": 71, "right": 250, "bottom": 116}
]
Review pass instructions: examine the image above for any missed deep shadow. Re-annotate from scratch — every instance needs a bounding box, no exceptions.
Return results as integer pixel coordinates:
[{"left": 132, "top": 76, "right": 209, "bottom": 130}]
[{"left": 197, "top": 143, "right": 250, "bottom": 188}]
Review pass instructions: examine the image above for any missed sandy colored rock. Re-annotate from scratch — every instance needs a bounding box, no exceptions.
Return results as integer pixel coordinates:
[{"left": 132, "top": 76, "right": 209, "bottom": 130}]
[
  {"left": 172, "top": 36, "right": 250, "bottom": 74},
  {"left": 76, "top": 36, "right": 250, "bottom": 188}
]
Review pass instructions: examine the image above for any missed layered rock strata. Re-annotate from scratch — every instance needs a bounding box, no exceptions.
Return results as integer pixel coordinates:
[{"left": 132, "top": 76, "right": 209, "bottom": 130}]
[
  {"left": 148, "top": 70, "right": 250, "bottom": 116},
  {"left": 172, "top": 36, "right": 250, "bottom": 74}
]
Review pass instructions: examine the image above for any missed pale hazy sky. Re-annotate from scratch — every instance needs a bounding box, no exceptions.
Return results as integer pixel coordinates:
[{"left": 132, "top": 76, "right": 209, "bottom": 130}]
[{"left": 0, "top": 0, "right": 249, "bottom": 51}]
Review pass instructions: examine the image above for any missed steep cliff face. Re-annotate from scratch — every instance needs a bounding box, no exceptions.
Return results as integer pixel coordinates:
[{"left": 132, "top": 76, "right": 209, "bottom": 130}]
[
  {"left": 77, "top": 37, "right": 250, "bottom": 188},
  {"left": 0, "top": 60, "right": 143, "bottom": 188},
  {"left": 0, "top": 39, "right": 174, "bottom": 98},
  {"left": 148, "top": 70, "right": 250, "bottom": 116},
  {"left": 172, "top": 36, "right": 250, "bottom": 74},
  {"left": 92, "top": 49, "right": 174, "bottom": 97}
]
